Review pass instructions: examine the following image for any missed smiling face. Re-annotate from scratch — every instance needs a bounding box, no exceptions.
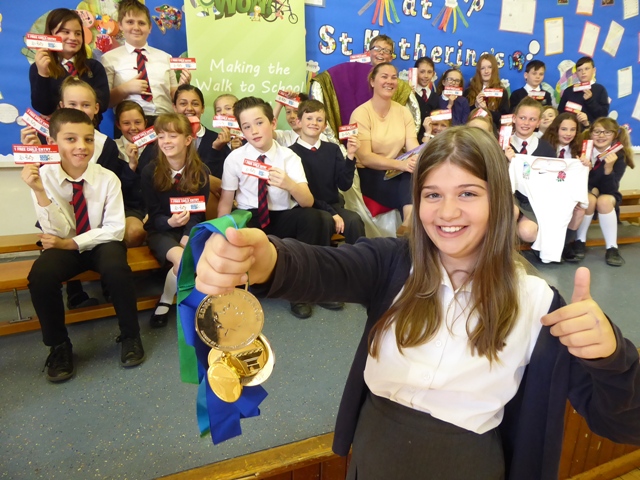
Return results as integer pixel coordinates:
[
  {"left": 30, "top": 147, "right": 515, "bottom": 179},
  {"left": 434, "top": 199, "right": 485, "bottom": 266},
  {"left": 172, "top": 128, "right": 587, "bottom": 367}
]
[
  {"left": 480, "top": 59, "right": 493, "bottom": 84},
  {"left": 59, "top": 85, "right": 99, "bottom": 122},
  {"left": 590, "top": 122, "right": 616, "bottom": 151},
  {"left": 417, "top": 62, "right": 434, "bottom": 88},
  {"left": 174, "top": 90, "right": 204, "bottom": 119},
  {"left": 120, "top": 12, "right": 151, "bottom": 48},
  {"left": 557, "top": 119, "right": 578, "bottom": 146},
  {"left": 576, "top": 62, "right": 595, "bottom": 84},
  {"left": 239, "top": 106, "right": 276, "bottom": 153},
  {"left": 284, "top": 106, "right": 300, "bottom": 131},
  {"left": 298, "top": 110, "right": 326, "bottom": 142},
  {"left": 419, "top": 161, "right": 489, "bottom": 273},
  {"left": 370, "top": 64, "right": 398, "bottom": 99},
  {"left": 539, "top": 108, "right": 557, "bottom": 131},
  {"left": 52, "top": 19, "right": 83, "bottom": 60},
  {"left": 514, "top": 106, "right": 541, "bottom": 139},
  {"left": 157, "top": 126, "right": 192, "bottom": 164},
  {"left": 117, "top": 109, "right": 146, "bottom": 142},
  {"left": 369, "top": 39, "right": 394, "bottom": 66},
  {"left": 52, "top": 122, "right": 95, "bottom": 178}
]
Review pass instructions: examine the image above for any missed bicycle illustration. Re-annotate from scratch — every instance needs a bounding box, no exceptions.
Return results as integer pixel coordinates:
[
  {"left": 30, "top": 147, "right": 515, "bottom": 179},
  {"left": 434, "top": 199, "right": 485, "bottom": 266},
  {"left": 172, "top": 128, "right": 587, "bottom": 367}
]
[{"left": 263, "top": 0, "right": 298, "bottom": 24}]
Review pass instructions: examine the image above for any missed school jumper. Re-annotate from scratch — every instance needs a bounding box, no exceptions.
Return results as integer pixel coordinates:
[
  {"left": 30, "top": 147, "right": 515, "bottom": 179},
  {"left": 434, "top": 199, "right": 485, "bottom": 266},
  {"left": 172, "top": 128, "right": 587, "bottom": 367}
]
[
  {"left": 435, "top": 94, "right": 470, "bottom": 126},
  {"left": 414, "top": 87, "right": 439, "bottom": 140},
  {"left": 588, "top": 149, "right": 627, "bottom": 206},
  {"left": 558, "top": 83, "right": 610, "bottom": 124},
  {"left": 195, "top": 126, "right": 227, "bottom": 179},
  {"left": 252, "top": 236, "right": 640, "bottom": 480},
  {"left": 115, "top": 137, "right": 157, "bottom": 217},
  {"left": 27, "top": 163, "right": 140, "bottom": 346},
  {"left": 509, "top": 85, "right": 553, "bottom": 112},
  {"left": 289, "top": 139, "right": 365, "bottom": 244}
]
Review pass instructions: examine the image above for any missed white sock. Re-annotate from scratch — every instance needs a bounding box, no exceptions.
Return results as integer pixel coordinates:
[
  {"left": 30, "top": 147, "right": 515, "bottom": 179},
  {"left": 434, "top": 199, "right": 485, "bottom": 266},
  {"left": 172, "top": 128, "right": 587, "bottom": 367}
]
[
  {"left": 155, "top": 269, "right": 177, "bottom": 315},
  {"left": 576, "top": 214, "right": 594, "bottom": 242},
  {"left": 599, "top": 210, "right": 618, "bottom": 249}
]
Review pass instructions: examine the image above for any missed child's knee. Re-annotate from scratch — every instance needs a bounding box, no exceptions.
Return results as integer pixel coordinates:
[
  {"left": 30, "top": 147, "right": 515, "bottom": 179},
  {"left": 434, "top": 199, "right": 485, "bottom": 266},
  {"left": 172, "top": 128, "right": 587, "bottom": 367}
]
[
  {"left": 518, "top": 219, "right": 538, "bottom": 243},
  {"left": 596, "top": 195, "right": 615, "bottom": 213}
]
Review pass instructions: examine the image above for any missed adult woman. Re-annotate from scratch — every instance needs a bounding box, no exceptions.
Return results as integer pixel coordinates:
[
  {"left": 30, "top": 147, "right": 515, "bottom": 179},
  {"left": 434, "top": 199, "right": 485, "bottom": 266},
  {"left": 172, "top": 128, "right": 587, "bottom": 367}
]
[
  {"left": 434, "top": 68, "right": 470, "bottom": 127},
  {"left": 350, "top": 62, "right": 419, "bottom": 230},
  {"left": 464, "top": 53, "right": 510, "bottom": 129},
  {"left": 196, "top": 127, "right": 640, "bottom": 480}
]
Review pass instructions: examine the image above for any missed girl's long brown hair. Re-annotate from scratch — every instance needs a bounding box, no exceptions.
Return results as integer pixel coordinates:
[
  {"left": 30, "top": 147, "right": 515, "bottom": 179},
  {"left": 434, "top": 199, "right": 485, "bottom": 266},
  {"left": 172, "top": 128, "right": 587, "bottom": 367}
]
[
  {"left": 369, "top": 127, "right": 521, "bottom": 363},
  {"left": 153, "top": 114, "right": 207, "bottom": 193},
  {"left": 43, "top": 9, "right": 91, "bottom": 79},
  {"left": 466, "top": 54, "right": 502, "bottom": 111},
  {"left": 585, "top": 118, "right": 635, "bottom": 169},
  {"left": 541, "top": 113, "right": 582, "bottom": 158}
]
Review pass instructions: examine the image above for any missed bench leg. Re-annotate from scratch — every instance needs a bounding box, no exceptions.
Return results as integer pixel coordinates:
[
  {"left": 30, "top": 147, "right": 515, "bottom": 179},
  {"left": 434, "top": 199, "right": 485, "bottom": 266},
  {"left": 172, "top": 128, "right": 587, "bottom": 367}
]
[{"left": 10, "top": 288, "right": 32, "bottom": 323}]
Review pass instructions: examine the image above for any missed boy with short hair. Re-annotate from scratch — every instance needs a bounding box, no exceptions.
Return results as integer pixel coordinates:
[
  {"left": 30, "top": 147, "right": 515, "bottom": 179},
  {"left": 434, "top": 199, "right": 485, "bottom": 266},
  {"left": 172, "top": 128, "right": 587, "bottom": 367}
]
[
  {"left": 101, "top": 0, "right": 190, "bottom": 124},
  {"left": 289, "top": 100, "right": 365, "bottom": 245},
  {"left": 218, "top": 97, "right": 334, "bottom": 319},
  {"left": 509, "top": 60, "right": 553, "bottom": 112},
  {"left": 22, "top": 109, "right": 144, "bottom": 383},
  {"left": 273, "top": 92, "right": 309, "bottom": 147},
  {"left": 558, "top": 56, "right": 609, "bottom": 127}
]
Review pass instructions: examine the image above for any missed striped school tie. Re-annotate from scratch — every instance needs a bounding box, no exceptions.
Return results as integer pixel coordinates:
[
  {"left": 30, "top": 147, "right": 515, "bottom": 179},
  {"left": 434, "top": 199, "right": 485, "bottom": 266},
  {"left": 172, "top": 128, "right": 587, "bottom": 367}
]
[
  {"left": 134, "top": 48, "right": 153, "bottom": 102},
  {"left": 66, "top": 61, "right": 77, "bottom": 77},
  {"left": 173, "top": 172, "right": 182, "bottom": 186},
  {"left": 559, "top": 148, "right": 565, "bottom": 159},
  {"left": 70, "top": 180, "right": 91, "bottom": 234},
  {"left": 520, "top": 141, "right": 528, "bottom": 154},
  {"left": 256, "top": 155, "right": 270, "bottom": 228}
]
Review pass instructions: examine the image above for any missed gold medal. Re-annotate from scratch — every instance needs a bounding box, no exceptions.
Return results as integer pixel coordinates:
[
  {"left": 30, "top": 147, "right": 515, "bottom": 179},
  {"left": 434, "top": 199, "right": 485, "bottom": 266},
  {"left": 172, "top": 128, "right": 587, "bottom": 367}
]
[{"left": 207, "top": 361, "right": 242, "bottom": 403}]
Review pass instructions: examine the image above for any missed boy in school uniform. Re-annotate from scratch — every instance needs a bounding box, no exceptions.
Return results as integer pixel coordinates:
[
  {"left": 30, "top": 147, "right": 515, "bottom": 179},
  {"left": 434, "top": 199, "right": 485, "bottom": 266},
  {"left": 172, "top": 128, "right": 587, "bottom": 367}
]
[
  {"left": 101, "top": 0, "right": 190, "bottom": 128},
  {"left": 21, "top": 108, "right": 145, "bottom": 383},
  {"left": 558, "top": 56, "right": 609, "bottom": 127},
  {"left": 218, "top": 96, "right": 334, "bottom": 319},
  {"left": 288, "top": 100, "right": 365, "bottom": 245},
  {"left": 509, "top": 60, "right": 553, "bottom": 112}
]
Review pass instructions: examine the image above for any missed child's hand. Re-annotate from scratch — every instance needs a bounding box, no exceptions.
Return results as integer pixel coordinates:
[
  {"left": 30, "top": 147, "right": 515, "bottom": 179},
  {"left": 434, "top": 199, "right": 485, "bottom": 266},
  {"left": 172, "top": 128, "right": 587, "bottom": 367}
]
[
  {"left": 213, "top": 128, "right": 231, "bottom": 150},
  {"left": 583, "top": 89, "right": 593, "bottom": 101},
  {"left": 504, "top": 146, "right": 515, "bottom": 162},
  {"left": 229, "top": 137, "right": 243, "bottom": 150},
  {"left": 168, "top": 210, "right": 190, "bottom": 228},
  {"left": 579, "top": 153, "right": 591, "bottom": 168},
  {"left": 123, "top": 72, "right": 150, "bottom": 96},
  {"left": 21, "top": 164, "right": 45, "bottom": 192},
  {"left": 34, "top": 50, "right": 51, "bottom": 78},
  {"left": 475, "top": 92, "right": 487, "bottom": 109},
  {"left": 576, "top": 112, "right": 589, "bottom": 127},
  {"left": 346, "top": 136, "right": 359, "bottom": 157},
  {"left": 268, "top": 167, "right": 294, "bottom": 191},
  {"left": 422, "top": 117, "right": 433, "bottom": 137},
  {"left": 125, "top": 143, "right": 139, "bottom": 168},
  {"left": 179, "top": 69, "right": 191, "bottom": 85},
  {"left": 20, "top": 126, "right": 42, "bottom": 146},
  {"left": 602, "top": 151, "right": 617, "bottom": 174},
  {"left": 333, "top": 214, "right": 345, "bottom": 234},
  {"left": 541, "top": 267, "right": 616, "bottom": 359}
]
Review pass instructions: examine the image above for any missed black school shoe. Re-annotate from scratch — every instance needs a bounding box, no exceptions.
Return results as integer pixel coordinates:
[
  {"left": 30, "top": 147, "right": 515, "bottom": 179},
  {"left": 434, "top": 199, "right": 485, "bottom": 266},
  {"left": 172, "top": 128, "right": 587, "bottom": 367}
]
[
  {"left": 116, "top": 335, "right": 146, "bottom": 367},
  {"left": 562, "top": 243, "right": 579, "bottom": 263},
  {"left": 149, "top": 302, "right": 172, "bottom": 328},
  {"left": 572, "top": 240, "right": 586, "bottom": 260},
  {"left": 44, "top": 340, "right": 75, "bottom": 383},
  {"left": 67, "top": 291, "right": 99, "bottom": 310},
  {"left": 290, "top": 302, "right": 312, "bottom": 319},
  {"left": 605, "top": 247, "right": 625, "bottom": 267},
  {"left": 318, "top": 302, "right": 345, "bottom": 311}
]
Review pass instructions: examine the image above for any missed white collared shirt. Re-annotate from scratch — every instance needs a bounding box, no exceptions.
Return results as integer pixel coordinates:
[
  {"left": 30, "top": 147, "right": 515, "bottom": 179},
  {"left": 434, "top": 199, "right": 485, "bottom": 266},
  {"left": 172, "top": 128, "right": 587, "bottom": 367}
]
[
  {"left": 61, "top": 56, "right": 75, "bottom": 73},
  {"left": 32, "top": 163, "right": 125, "bottom": 252},
  {"left": 524, "top": 83, "right": 542, "bottom": 94},
  {"left": 511, "top": 133, "right": 539, "bottom": 154},
  {"left": 364, "top": 264, "right": 553, "bottom": 434},
  {"left": 295, "top": 137, "right": 322, "bottom": 150},
  {"left": 101, "top": 42, "right": 177, "bottom": 115},
  {"left": 221, "top": 141, "right": 307, "bottom": 211},
  {"left": 91, "top": 129, "right": 107, "bottom": 164},
  {"left": 274, "top": 130, "right": 299, "bottom": 147}
]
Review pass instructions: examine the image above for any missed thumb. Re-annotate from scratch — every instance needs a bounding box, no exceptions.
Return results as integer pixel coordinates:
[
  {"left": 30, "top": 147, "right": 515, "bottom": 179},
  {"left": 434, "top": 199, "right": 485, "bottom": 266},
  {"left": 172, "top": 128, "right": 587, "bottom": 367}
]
[
  {"left": 224, "top": 227, "right": 264, "bottom": 248},
  {"left": 571, "top": 267, "right": 591, "bottom": 303}
]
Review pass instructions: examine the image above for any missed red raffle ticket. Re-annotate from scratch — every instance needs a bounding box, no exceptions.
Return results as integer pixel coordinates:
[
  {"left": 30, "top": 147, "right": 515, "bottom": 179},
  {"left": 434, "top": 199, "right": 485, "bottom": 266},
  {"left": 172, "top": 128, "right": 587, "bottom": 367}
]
[
  {"left": 349, "top": 53, "right": 371, "bottom": 63},
  {"left": 528, "top": 90, "right": 546, "bottom": 100},
  {"left": 132, "top": 127, "right": 157, "bottom": 147},
  {"left": 13, "top": 144, "right": 60, "bottom": 164},
  {"left": 23, "top": 108, "right": 50, "bottom": 137},
  {"left": 169, "top": 57, "right": 197, "bottom": 70},
  {"left": 430, "top": 109, "right": 452, "bottom": 121},
  {"left": 242, "top": 158, "right": 271, "bottom": 180},
  {"left": 573, "top": 82, "right": 592, "bottom": 92},
  {"left": 338, "top": 123, "right": 358, "bottom": 140},
  {"left": 407, "top": 68, "right": 418, "bottom": 90},
  {"left": 564, "top": 101, "right": 583, "bottom": 113},
  {"left": 472, "top": 109, "right": 489, "bottom": 118},
  {"left": 443, "top": 87, "right": 463, "bottom": 96},
  {"left": 597, "top": 142, "right": 623, "bottom": 160},
  {"left": 581, "top": 140, "right": 593, "bottom": 159},
  {"left": 169, "top": 196, "right": 206, "bottom": 213},
  {"left": 275, "top": 90, "right": 300, "bottom": 108},
  {"left": 25, "top": 33, "right": 63, "bottom": 51},
  {"left": 501, "top": 114, "right": 515, "bottom": 125},
  {"left": 499, "top": 125, "right": 513, "bottom": 150},
  {"left": 483, "top": 88, "right": 503, "bottom": 97},
  {"left": 212, "top": 115, "right": 239, "bottom": 129}
]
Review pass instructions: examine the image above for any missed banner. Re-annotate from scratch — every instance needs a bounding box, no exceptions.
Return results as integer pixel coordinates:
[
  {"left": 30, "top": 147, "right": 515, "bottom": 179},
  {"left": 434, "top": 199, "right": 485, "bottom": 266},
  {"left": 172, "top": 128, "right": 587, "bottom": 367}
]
[{"left": 184, "top": 0, "right": 307, "bottom": 130}]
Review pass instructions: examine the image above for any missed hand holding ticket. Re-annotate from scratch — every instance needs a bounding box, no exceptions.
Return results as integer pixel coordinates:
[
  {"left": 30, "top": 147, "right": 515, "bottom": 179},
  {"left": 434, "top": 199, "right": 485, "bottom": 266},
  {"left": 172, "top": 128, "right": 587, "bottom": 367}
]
[
  {"left": 13, "top": 145, "right": 60, "bottom": 164},
  {"left": 338, "top": 123, "right": 358, "bottom": 140}
]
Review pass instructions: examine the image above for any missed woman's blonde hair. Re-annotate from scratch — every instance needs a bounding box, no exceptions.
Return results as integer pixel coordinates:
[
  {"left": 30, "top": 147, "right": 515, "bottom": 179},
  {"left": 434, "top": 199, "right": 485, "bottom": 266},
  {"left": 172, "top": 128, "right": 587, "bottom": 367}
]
[
  {"left": 586, "top": 117, "right": 635, "bottom": 169},
  {"left": 153, "top": 114, "right": 207, "bottom": 193},
  {"left": 369, "top": 126, "right": 521, "bottom": 363},
  {"left": 467, "top": 54, "right": 502, "bottom": 111}
]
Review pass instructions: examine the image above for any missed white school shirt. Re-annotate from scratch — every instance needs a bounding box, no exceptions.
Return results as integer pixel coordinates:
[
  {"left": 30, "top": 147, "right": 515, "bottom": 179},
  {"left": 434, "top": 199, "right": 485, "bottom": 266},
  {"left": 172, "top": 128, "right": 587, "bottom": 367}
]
[
  {"left": 509, "top": 154, "right": 589, "bottom": 263},
  {"left": 90, "top": 129, "right": 108, "bottom": 164},
  {"left": 32, "top": 162, "right": 125, "bottom": 252},
  {"left": 524, "top": 83, "right": 543, "bottom": 95},
  {"left": 511, "top": 133, "right": 539, "bottom": 154},
  {"left": 101, "top": 42, "right": 177, "bottom": 115},
  {"left": 221, "top": 141, "right": 308, "bottom": 211},
  {"left": 364, "top": 263, "right": 554, "bottom": 434},
  {"left": 274, "top": 130, "right": 328, "bottom": 148}
]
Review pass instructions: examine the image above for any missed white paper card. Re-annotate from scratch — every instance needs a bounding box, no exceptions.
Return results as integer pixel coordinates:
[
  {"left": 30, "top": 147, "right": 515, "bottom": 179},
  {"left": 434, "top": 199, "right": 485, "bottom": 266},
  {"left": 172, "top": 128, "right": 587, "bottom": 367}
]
[
  {"left": 578, "top": 22, "right": 600, "bottom": 57},
  {"left": 169, "top": 196, "right": 206, "bottom": 213},
  {"left": 576, "top": 0, "right": 594, "bottom": 15},
  {"left": 499, "top": 0, "right": 536, "bottom": 34},
  {"left": 131, "top": 127, "right": 157, "bottom": 147},
  {"left": 25, "top": 33, "right": 63, "bottom": 51},
  {"left": 602, "top": 21, "right": 624, "bottom": 57},
  {"left": 545, "top": 17, "right": 564, "bottom": 55},
  {"left": 623, "top": 0, "right": 639, "bottom": 19},
  {"left": 618, "top": 67, "right": 633, "bottom": 98},
  {"left": 169, "top": 58, "right": 197, "bottom": 70},
  {"left": 212, "top": 115, "right": 239, "bottom": 129},
  {"left": 242, "top": 159, "right": 271, "bottom": 180},
  {"left": 12, "top": 145, "right": 60, "bottom": 164},
  {"left": 23, "top": 108, "right": 50, "bottom": 137},
  {"left": 338, "top": 124, "right": 358, "bottom": 140}
]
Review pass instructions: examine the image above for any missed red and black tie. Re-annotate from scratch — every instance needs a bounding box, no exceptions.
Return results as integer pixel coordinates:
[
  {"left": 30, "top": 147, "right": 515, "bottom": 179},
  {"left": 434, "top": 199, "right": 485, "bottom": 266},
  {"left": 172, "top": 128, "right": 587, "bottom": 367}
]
[
  {"left": 256, "top": 155, "right": 270, "bottom": 229},
  {"left": 134, "top": 48, "right": 153, "bottom": 102},
  {"left": 66, "top": 61, "right": 77, "bottom": 77},
  {"left": 559, "top": 148, "right": 565, "bottom": 159},
  {"left": 520, "top": 141, "right": 528, "bottom": 154},
  {"left": 173, "top": 172, "right": 182, "bottom": 186},
  {"left": 422, "top": 88, "right": 428, "bottom": 102},
  {"left": 311, "top": 146, "right": 317, "bottom": 152},
  {"left": 71, "top": 180, "right": 90, "bottom": 234}
]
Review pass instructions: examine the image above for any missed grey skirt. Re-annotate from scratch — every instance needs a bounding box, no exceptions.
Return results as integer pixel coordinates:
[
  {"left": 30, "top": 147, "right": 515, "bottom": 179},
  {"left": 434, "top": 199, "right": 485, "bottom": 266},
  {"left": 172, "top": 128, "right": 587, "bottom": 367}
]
[{"left": 346, "top": 394, "right": 505, "bottom": 480}]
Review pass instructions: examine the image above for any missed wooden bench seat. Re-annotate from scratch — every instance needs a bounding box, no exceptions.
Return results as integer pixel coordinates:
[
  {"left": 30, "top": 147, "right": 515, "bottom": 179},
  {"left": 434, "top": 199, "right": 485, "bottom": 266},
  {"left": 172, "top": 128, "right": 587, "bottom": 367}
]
[{"left": 0, "top": 233, "right": 41, "bottom": 254}]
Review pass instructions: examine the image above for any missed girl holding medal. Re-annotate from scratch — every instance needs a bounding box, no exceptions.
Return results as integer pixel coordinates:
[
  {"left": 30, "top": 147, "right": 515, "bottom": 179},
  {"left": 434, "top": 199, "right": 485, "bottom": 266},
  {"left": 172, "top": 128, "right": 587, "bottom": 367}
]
[
  {"left": 195, "top": 126, "right": 640, "bottom": 480},
  {"left": 142, "top": 113, "right": 209, "bottom": 328}
]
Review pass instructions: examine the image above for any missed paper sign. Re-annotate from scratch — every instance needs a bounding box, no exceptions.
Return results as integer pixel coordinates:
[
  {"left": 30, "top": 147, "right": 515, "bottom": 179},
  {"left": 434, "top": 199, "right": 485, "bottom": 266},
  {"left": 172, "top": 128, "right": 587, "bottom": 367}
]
[
  {"left": 499, "top": 125, "right": 513, "bottom": 150},
  {"left": 501, "top": 114, "right": 515, "bottom": 125},
  {"left": 169, "top": 57, "right": 197, "bottom": 70},
  {"left": 581, "top": 140, "right": 593, "bottom": 159},
  {"left": 212, "top": 115, "right": 239, "bottom": 129},
  {"left": 25, "top": 33, "right": 63, "bottom": 51},
  {"left": 573, "top": 82, "right": 592, "bottom": 92},
  {"left": 275, "top": 91, "right": 300, "bottom": 108},
  {"left": 169, "top": 196, "right": 206, "bottom": 213},
  {"left": 576, "top": 0, "right": 595, "bottom": 15},
  {"left": 528, "top": 90, "right": 547, "bottom": 100},
  {"left": 618, "top": 67, "right": 633, "bottom": 98},
  {"left": 597, "top": 142, "right": 623, "bottom": 160},
  {"left": 443, "top": 87, "right": 463, "bottom": 96},
  {"left": 12, "top": 144, "right": 60, "bottom": 164},
  {"left": 23, "top": 108, "right": 50, "bottom": 137},
  {"left": 131, "top": 127, "right": 157, "bottom": 147},
  {"left": 499, "top": 0, "right": 536, "bottom": 34},
  {"left": 472, "top": 109, "right": 489, "bottom": 118},
  {"left": 338, "top": 123, "right": 358, "bottom": 140},
  {"left": 430, "top": 109, "right": 452, "bottom": 121},
  {"left": 483, "top": 88, "right": 503, "bottom": 98},
  {"left": 602, "top": 20, "right": 624, "bottom": 57},
  {"left": 349, "top": 53, "right": 371, "bottom": 63},
  {"left": 579, "top": 21, "right": 600, "bottom": 57},
  {"left": 564, "top": 101, "right": 583, "bottom": 113},
  {"left": 407, "top": 68, "right": 418, "bottom": 90},
  {"left": 544, "top": 17, "right": 564, "bottom": 55},
  {"left": 623, "top": 0, "right": 639, "bottom": 19},
  {"left": 242, "top": 158, "right": 271, "bottom": 180}
]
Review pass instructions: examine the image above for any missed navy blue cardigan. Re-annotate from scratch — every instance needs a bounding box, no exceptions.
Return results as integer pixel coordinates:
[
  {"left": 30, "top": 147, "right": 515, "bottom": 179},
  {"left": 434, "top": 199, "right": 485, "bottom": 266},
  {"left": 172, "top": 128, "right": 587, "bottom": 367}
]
[{"left": 255, "top": 236, "right": 640, "bottom": 480}]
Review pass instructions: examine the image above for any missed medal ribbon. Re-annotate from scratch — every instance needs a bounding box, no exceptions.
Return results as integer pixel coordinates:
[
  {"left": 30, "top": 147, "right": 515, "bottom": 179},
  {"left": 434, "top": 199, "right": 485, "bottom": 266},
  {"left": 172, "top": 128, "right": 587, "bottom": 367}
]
[{"left": 177, "top": 209, "right": 268, "bottom": 444}]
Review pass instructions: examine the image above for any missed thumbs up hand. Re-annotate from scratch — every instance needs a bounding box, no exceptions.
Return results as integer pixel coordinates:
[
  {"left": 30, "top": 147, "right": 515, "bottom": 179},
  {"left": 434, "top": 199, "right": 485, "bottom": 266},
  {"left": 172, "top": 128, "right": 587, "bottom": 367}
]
[{"left": 541, "top": 267, "right": 617, "bottom": 360}]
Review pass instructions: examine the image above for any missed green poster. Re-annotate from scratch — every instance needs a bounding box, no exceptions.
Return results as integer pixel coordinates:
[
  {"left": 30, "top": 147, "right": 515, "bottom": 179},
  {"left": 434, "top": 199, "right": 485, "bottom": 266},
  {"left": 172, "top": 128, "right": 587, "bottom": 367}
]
[{"left": 184, "top": 0, "right": 307, "bottom": 130}]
